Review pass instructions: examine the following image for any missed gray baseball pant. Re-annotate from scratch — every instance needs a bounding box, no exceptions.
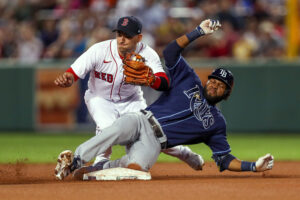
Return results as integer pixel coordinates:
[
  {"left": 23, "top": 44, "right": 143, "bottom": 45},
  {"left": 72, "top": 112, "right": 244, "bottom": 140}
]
[{"left": 74, "top": 111, "right": 162, "bottom": 171}]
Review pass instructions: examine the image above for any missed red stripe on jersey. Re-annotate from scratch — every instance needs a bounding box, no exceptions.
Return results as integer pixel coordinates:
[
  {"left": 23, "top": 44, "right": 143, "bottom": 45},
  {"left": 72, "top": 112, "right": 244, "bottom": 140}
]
[
  {"left": 118, "top": 51, "right": 124, "bottom": 60},
  {"left": 137, "top": 43, "right": 144, "bottom": 54},
  {"left": 117, "top": 74, "right": 124, "bottom": 100},
  {"left": 110, "top": 40, "right": 118, "bottom": 100},
  {"left": 66, "top": 67, "right": 79, "bottom": 81}
]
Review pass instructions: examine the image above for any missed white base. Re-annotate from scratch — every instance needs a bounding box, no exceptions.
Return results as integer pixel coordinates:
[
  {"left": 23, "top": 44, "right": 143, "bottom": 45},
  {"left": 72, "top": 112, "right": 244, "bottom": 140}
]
[{"left": 83, "top": 167, "right": 151, "bottom": 181}]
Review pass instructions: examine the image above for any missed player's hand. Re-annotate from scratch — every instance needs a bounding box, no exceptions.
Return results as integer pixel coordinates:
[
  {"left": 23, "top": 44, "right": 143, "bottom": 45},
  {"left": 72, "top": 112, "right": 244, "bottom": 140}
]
[
  {"left": 198, "top": 19, "right": 221, "bottom": 35},
  {"left": 54, "top": 72, "right": 74, "bottom": 88},
  {"left": 255, "top": 153, "right": 274, "bottom": 172}
]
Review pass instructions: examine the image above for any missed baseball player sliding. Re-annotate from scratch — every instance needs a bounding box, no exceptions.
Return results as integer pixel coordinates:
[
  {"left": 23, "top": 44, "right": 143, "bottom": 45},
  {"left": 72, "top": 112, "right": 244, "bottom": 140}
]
[
  {"left": 54, "top": 16, "right": 204, "bottom": 171},
  {"left": 55, "top": 18, "right": 274, "bottom": 180}
]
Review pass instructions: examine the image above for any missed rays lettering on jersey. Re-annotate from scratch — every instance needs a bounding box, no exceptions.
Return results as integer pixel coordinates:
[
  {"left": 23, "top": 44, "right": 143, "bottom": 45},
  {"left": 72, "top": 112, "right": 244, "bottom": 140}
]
[
  {"left": 183, "top": 85, "right": 214, "bottom": 129},
  {"left": 94, "top": 70, "right": 113, "bottom": 83}
]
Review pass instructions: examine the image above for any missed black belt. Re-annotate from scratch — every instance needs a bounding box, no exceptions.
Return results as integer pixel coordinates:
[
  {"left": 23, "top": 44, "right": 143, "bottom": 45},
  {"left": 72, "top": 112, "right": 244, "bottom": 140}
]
[{"left": 140, "top": 110, "right": 167, "bottom": 149}]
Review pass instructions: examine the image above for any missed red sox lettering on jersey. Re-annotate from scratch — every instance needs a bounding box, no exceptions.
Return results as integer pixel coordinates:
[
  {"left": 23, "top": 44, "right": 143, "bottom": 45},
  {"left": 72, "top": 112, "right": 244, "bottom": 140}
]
[
  {"left": 94, "top": 70, "right": 113, "bottom": 83},
  {"left": 70, "top": 39, "right": 165, "bottom": 101}
]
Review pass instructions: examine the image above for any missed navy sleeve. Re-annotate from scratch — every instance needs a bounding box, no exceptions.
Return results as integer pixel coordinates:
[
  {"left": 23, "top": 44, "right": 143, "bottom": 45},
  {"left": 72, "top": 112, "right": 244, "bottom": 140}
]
[
  {"left": 205, "top": 133, "right": 231, "bottom": 156},
  {"left": 163, "top": 40, "right": 184, "bottom": 68}
]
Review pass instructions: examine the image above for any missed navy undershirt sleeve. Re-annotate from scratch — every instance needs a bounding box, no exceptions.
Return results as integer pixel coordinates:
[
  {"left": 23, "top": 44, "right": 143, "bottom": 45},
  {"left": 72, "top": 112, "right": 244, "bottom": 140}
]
[
  {"left": 157, "top": 76, "right": 169, "bottom": 91},
  {"left": 163, "top": 41, "right": 184, "bottom": 68}
]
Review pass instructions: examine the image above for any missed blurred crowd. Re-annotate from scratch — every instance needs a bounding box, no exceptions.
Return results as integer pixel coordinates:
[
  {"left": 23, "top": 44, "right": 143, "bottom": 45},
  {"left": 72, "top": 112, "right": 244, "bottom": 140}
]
[{"left": 0, "top": 0, "right": 290, "bottom": 64}]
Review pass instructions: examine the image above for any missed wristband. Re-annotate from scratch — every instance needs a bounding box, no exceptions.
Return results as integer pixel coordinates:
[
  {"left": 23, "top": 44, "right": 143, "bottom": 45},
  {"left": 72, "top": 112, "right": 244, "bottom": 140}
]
[
  {"left": 241, "top": 161, "right": 256, "bottom": 172},
  {"left": 186, "top": 26, "right": 205, "bottom": 42},
  {"left": 196, "top": 26, "right": 205, "bottom": 35}
]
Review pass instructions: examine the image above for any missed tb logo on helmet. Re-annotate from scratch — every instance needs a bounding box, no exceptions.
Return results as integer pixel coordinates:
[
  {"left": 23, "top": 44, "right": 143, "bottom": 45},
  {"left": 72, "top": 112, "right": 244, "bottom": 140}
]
[
  {"left": 208, "top": 68, "right": 234, "bottom": 89},
  {"left": 121, "top": 18, "right": 129, "bottom": 26},
  {"left": 219, "top": 69, "right": 227, "bottom": 78}
]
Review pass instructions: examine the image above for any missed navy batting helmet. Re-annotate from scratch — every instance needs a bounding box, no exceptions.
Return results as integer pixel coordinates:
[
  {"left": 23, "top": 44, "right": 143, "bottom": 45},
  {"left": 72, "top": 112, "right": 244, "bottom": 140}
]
[{"left": 208, "top": 68, "right": 234, "bottom": 99}]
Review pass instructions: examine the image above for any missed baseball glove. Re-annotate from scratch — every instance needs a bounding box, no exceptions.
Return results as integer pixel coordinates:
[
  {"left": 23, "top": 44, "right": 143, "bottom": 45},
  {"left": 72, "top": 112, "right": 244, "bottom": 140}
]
[{"left": 122, "top": 53, "right": 155, "bottom": 86}]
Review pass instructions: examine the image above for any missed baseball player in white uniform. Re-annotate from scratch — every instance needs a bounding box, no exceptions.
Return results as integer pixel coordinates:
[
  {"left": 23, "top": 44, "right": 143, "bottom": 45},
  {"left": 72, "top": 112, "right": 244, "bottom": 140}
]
[{"left": 54, "top": 16, "right": 204, "bottom": 170}]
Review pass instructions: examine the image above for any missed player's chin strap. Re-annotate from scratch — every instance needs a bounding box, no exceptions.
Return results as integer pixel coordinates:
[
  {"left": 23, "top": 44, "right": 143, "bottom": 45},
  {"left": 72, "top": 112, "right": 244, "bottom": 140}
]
[{"left": 140, "top": 110, "right": 168, "bottom": 149}]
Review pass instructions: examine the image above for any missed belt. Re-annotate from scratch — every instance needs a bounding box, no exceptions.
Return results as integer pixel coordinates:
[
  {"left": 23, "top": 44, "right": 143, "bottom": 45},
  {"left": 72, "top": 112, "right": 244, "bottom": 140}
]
[{"left": 140, "top": 110, "right": 167, "bottom": 149}]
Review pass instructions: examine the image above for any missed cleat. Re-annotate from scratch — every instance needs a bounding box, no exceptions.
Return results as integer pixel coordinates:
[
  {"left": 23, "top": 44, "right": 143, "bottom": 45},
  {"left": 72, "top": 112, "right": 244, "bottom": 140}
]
[
  {"left": 54, "top": 150, "right": 74, "bottom": 180},
  {"left": 73, "top": 159, "right": 109, "bottom": 180}
]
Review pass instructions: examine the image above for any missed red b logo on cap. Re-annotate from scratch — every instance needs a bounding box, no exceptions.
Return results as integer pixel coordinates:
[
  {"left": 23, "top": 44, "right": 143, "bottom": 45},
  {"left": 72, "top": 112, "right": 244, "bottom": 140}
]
[{"left": 121, "top": 18, "right": 129, "bottom": 26}]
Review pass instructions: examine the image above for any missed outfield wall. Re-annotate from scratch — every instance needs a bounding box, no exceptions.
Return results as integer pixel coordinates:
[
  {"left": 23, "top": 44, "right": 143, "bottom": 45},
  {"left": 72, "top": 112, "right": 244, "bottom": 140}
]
[
  {"left": 0, "top": 59, "right": 299, "bottom": 132},
  {"left": 220, "top": 65, "right": 300, "bottom": 132},
  {"left": 0, "top": 67, "right": 35, "bottom": 131}
]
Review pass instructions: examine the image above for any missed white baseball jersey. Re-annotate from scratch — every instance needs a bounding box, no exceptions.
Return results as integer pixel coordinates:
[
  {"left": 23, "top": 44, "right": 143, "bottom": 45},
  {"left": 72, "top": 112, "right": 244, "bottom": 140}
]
[{"left": 71, "top": 39, "right": 165, "bottom": 102}]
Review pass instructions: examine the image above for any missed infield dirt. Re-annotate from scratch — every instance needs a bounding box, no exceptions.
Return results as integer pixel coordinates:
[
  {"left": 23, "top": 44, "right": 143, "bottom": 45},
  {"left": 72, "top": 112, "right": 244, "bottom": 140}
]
[{"left": 0, "top": 162, "right": 299, "bottom": 200}]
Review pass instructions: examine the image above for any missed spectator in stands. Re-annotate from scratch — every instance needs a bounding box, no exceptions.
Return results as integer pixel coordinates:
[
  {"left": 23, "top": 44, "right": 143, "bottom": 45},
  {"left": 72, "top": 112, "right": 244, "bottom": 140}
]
[
  {"left": 0, "top": 0, "right": 290, "bottom": 62},
  {"left": 40, "top": 19, "right": 59, "bottom": 49},
  {"left": 17, "top": 22, "right": 43, "bottom": 64}
]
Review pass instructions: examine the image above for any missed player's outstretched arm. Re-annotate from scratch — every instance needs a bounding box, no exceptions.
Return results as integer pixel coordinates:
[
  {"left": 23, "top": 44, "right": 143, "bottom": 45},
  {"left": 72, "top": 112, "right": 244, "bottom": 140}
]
[
  {"left": 163, "top": 19, "right": 221, "bottom": 67},
  {"left": 176, "top": 19, "right": 221, "bottom": 48},
  {"left": 215, "top": 153, "right": 274, "bottom": 172},
  {"left": 54, "top": 72, "right": 75, "bottom": 88}
]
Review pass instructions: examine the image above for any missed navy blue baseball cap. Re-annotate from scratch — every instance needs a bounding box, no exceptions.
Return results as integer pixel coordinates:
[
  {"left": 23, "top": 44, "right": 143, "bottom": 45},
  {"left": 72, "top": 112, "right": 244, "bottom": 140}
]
[
  {"left": 113, "top": 16, "right": 142, "bottom": 37},
  {"left": 208, "top": 68, "right": 234, "bottom": 89}
]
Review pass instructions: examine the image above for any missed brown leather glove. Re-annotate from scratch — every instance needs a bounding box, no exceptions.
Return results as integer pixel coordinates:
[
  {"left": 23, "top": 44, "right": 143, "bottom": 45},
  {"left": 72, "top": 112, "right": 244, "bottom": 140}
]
[{"left": 122, "top": 53, "right": 155, "bottom": 86}]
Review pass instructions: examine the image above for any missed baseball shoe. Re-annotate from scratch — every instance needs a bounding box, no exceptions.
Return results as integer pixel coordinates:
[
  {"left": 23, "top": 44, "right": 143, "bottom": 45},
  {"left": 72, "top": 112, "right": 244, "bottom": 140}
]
[
  {"left": 55, "top": 150, "right": 74, "bottom": 180},
  {"left": 73, "top": 158, "right": 109, "bottom": 180},
  {"left": 183, "top": 151, "right": 205, "bottom": 171}
]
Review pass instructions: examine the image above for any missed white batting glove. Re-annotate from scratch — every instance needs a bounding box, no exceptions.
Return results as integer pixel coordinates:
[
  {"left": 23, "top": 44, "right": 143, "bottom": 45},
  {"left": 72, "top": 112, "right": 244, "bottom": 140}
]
[
  {"left": 255, "top": 153, "right": 274, "bottom": 172},
  {"left": 198, "top": 19, "right": 221, "bottom": 35}
]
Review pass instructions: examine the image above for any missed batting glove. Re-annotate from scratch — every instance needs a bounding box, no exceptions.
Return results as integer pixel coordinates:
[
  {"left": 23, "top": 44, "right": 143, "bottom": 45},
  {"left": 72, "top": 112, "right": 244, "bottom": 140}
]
[
  {"left": 255, "top": 153, "right": 274, "bottom": 172},
  {"left": 197, "top": 19, "right": 221, "bottom": 35}
]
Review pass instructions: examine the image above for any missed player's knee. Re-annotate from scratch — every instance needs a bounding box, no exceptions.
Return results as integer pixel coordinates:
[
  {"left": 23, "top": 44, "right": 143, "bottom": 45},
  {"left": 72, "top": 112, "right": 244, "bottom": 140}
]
[{"left": 122, "top": 113, "right": 140, "bottom": 124}]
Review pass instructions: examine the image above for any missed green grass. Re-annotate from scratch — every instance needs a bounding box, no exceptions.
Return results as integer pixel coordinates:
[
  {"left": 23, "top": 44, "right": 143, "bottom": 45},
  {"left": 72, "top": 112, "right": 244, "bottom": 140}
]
[{"left": 0, "top": 132, "right": 299, "bottom": 163}]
